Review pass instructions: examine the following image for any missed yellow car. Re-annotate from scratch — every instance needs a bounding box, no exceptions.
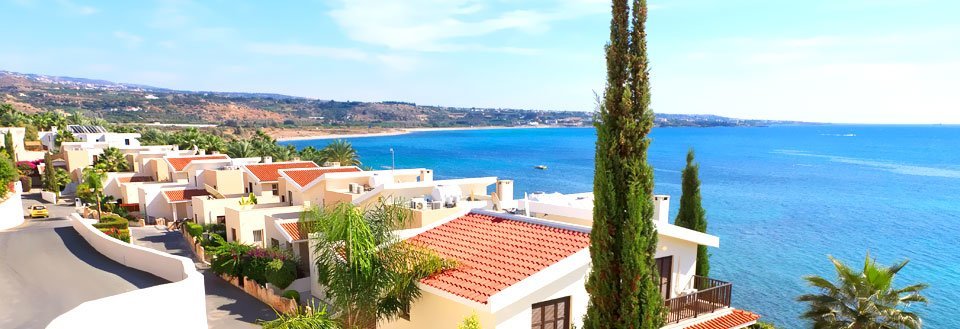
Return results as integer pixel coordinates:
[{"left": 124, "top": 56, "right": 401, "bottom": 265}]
[{"left": 29, "top": 205, "right": 49, "bottom": 218}]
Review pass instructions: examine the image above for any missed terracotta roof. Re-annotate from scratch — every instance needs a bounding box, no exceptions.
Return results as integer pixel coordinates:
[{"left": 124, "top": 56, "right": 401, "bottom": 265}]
[
  {"left": 166, "top": 155, "right": 228, "bottom": 171},
  {"left": 118, "top": 176, "right": 154, "bottom": 183},
  {"left": 283, "top": 167, "right": 361, "bottom": 188},
  {"left": 279, "top": 221, "right": 311, "bottom": 241},
  {"left": 163, "top": 189, "right": 211, "bottom": 203},
  {"left": 245, "top": 161, "right": 319, "bottom": 182},
  {"left": 684, "top": 309, "right": 760, "bottom": 329},
  {"left": 406, "top": 213, "right": 591, "bottom": 304}
]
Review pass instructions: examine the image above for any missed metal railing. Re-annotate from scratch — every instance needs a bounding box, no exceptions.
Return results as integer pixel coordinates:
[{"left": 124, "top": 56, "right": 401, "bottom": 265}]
[{"left": 665, "top": 276, "right": 732, "bottom": 324}]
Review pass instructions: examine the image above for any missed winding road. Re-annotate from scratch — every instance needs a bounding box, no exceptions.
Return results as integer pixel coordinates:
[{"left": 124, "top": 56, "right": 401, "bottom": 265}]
[{"left": 0, "top": 195, "right": 166, "bottom": 329}]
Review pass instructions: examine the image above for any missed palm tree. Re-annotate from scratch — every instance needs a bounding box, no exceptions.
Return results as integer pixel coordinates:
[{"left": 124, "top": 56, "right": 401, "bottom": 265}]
[
  {"left": 320, "top": 139, "right": 361, "bottom": 166},
  {"left": 81, "top": 168, "right": 106, "bottom": 220},
  {"left": 307, "top": 201, "right": 452, "bottom": 328},
  {"left": 226, "top": 140, "right": 256, "bottom": 158},
  {"left": 797, "top": 254, "right": 928, "bottom": 329},
  {"left": 93, "top": 147, "right": 130, "bottom": 172}
]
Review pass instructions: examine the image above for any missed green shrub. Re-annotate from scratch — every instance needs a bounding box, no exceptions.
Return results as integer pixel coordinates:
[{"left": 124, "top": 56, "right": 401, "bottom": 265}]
[
  {"left": 99, "top": 228, "right": 130, "bottom": 243},
  {"left": 458, "top": 313, "right": 481, "bottom": 329},
  {"left": 266, "top": 258, "right": 297, "bottom": 289},
  {"left": 282, "top": 290, "right": 300, "bottom": 302},
  {"left": 207, "top": 235, "right": 253, "bottom": 277},
  {"left": 93, "top": 214, "right": 129, "bottom": 230},
  {"left": 243, "top": 247, "right": 295, "bottom": 286},
  {"left": 184, "top": 222, "right": 203, "bottom": 241},
  {"left": 749, "top": 322, "right": 780, "bottom": 329}
]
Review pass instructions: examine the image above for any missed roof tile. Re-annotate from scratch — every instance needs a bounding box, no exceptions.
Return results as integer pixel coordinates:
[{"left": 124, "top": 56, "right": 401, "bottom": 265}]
[
  {"left": 166, "top": 155, "right": 229, "bottom": 171},
  {"left": 406, "top": 213, "right": 591, "bottom": 304},
  {"left": 245, "top": 161, "right": 318, "bottom": 182},
  {"left": 163, "top": 189, "right": 211, "bottom": 203},
  {"left": 283, "top": 167, "right": 361, "bottom": 188},
  {"left": 684, "top": 309, "right": 761, "bottom": 329}
]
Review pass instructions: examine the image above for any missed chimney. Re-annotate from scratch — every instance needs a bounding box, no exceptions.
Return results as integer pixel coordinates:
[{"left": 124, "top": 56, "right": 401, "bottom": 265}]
[
  {"left": 496, "top": 180, "right": 514, "bottom": 202},
  {"left": 653, "top": 195, "right": 670, "bottom": 224},
  {"left": 262, "top": 156, "right": 273, "bottom": 163},
  {"left": 419, "top": 169, "right": 433, "bottom": 182}
]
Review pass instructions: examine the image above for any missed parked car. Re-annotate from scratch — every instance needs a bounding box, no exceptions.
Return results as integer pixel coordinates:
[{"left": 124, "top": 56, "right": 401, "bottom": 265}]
[{"left": 29, "top": 205, "right": 49, "bottom": 218}]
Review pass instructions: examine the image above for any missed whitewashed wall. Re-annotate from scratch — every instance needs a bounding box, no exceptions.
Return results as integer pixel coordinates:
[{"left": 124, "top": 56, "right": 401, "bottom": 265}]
[
  {"left": 0, "top": 182, "right": 25, "bottom": 230},
  {"left": 47, "top": 214, "right": 207, "bottom": 329}
]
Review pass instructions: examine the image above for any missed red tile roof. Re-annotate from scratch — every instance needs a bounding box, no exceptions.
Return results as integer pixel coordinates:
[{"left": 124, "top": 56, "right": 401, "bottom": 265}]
[
  {"left": 279, "top": 221, "right": 310, "bottom": 241},
  {"left": 283, "top": 167, "right": 361, "bottom": 188},
  {"left": 118, "top": 176, "right": 154, "bottom": 183},
  {"left": 245, "top": 161, "right": 318, "bottom": 182},
  {"left": 406, "top": 213, "right": 591, "bottom": 304},
  {"left": 163, "top": 189, "right": 211, "bottom": 203},
  {"left": 167, "top": 155, "right": 228, "bottom": 171},
  {"left": 684, "top": 309, "right": 760, "bottom": 329}
]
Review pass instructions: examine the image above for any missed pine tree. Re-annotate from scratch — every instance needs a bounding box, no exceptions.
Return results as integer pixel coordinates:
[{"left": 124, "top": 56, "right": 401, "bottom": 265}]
[
  {"left": 675, "top": 148, "right": 709, "bottom": 278},
  {"left": 583, "top": 0, "right": 664, "bottom": 327},
  {"left": 4, "top": 131, "right": 16, "bottom": 163}
]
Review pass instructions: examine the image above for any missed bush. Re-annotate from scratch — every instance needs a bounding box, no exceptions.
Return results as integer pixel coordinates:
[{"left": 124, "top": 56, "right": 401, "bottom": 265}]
[
  {"left": 243, "top": 247, "right": 295, "bottom": 286},
  {"left": 93, "top": 214, "right": 129, "bottom": 230},
  {"left": 749, "top": 322, "right": 780, "bottom": 329},
  {"left": 99, "top": 228, "right": 130, "bottom": 243},
  {"left": 208, "top": 235, "right": 253, "bottom": 277},
  {"left": 184, "top": 222, "right": 203, "bottom": 241},
  {"left": 266, "top": 258, "right": 298, "bottom": 289},
  {"left": 282, "top": 290, "right": 300, "bottom": 302}
]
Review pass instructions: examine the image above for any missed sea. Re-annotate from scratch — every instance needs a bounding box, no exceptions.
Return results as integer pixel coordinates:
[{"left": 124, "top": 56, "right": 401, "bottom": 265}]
[{"left": 282, "top": 125, "right": 960, "bottom": 328}]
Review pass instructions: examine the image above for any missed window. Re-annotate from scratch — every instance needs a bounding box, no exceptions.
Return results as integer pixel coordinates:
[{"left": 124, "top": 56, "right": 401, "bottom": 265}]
[
  {"left": 271, "top": 183, "right": 279, "bottom": 195},
  {"left": 287, "top": 191, "right": 293, "bottom": 206},
  {"left": 253, "top": 230, "right": 264, "bottom": 244},
  {"left": 231, "top": 228, "right": 237, "bottom": 242},
  {"left": 531, "top": 296, "right": 570, "bottom": 329},
  {"left": 281, "top": 195, "right": 285, "bottom": 203},
  {"left": 217, "top": 216, "right": 226, "bottom": 225},
  {"left": 271, "top": 238, "right": 280, "bottom": 249},
  {"left": 247, "top": 182, "right": 253, "bottom": 194},
  {"left": 124, "top": 139, "right": 130, "bottom": 145}
]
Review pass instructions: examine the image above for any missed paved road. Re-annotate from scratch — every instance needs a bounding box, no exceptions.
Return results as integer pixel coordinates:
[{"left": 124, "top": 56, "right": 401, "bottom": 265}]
[
  {"left": 131, "top": 226, "right": 277, "bottom": 328},
  {"left": 0, "top": 193, "right": 167, "bottom": 329}
]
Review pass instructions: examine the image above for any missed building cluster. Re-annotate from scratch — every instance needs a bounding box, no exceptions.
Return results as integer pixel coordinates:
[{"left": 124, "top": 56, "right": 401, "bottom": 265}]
[{"left": 13, "top": 124, "right": 760, "bottom": 329}]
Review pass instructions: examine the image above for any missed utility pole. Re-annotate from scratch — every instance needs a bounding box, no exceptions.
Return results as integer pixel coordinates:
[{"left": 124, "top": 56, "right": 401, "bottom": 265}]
[{"left": 390, "top": 148, "right": 395, "bottom": 174}]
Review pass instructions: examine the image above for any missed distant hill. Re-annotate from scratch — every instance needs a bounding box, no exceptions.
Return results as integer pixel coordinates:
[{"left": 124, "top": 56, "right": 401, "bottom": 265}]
[{"left": 0, "top": 70, "right": 807, "bottom": 128}]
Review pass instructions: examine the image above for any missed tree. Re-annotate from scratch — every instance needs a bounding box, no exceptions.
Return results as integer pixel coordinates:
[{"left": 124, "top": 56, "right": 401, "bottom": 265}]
[
  {"left": 43, "top": 153, "right": 57, "bottom": 193},
  {"left": 227, "top": 140, "right": 256, "bottom": 158},
  {"left": 4, "top": 131, "right": 16, "bottom": 163},
  {"left": 307, "top": 201, "right": 453, "bottom": 328},
  {"left": 0, "top": 152, "right": 17, "bottom": 199},
  {"left": 80, "top": 168, "right": 105, "bottom": 220},
  {"left": 583, "top": 0, "right": 664, "bottom": 327},
  {"left": 319, "top": 139, "right": 361, "bottom": 166},
  {"left": 674, "top": 148, "right": 709, "bottom": 278},
  {"left": 259, "top": 304, "right": 339, "bottom": 329},
  {"left": 93, "top": 147, "right": 130, "bottom": 172},
  {"left": 797, "top": 254, "right": 928, "bottom": 329},
  {"left": 458, "top": 313, "right": 482, "bottom": 329}
]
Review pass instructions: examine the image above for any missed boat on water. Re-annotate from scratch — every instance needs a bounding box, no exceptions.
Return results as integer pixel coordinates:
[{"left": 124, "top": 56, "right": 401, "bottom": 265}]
[{"left": 534, "top": 165, "right": 548, "bottom": 170}]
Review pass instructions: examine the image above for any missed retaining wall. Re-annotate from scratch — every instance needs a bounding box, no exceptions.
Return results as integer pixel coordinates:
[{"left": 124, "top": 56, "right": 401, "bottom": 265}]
[
  {"left": 47, "top": 214, "right": 208, "bottom": 328},
  {"left": 0, "top": 182, "right": 24, "bottom": 230}
]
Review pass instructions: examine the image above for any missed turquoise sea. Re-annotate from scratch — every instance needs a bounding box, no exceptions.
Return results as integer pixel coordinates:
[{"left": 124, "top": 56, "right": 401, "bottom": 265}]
[{"left": 283, "top": 126, "right": 960, "bottom": 328}]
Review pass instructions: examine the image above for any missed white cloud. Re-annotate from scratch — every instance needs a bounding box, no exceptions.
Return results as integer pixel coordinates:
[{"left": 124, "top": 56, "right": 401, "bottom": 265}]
[
  {"left": 56, "top": 0, "right": 97, "bottom": 15},
  {"left": 327, "top": 0, "right": 602, "bottom": 52},
  {"left": 113, "top": 31, "right": 143, "bottom": 47}
]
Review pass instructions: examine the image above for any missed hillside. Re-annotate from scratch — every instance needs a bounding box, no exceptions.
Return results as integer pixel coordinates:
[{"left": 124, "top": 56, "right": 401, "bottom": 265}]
[{"left": 0, "top": 70, "right": 806, "bottom": 128}]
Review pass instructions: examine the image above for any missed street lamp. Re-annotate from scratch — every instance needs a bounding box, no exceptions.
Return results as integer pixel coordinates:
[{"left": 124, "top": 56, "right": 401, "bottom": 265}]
[{"left": 390, "top": 148, "right": 395, "bottom": 173}]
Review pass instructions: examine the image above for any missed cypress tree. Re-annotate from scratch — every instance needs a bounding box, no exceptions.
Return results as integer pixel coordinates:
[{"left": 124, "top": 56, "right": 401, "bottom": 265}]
[
  {"left": 4, "top": 131, "right": 16, "bottom": 163},
  {"left": 584, "top": 0, "right": 664, "bottom": 327},
  {"left": 675, "top": 148, "right": 709, "bottom": 278}
]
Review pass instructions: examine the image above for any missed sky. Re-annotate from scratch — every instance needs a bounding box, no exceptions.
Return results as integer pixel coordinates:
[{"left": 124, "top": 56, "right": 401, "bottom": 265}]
[{"left": 1, "top": 0, "right": 959, "bottom": 124}]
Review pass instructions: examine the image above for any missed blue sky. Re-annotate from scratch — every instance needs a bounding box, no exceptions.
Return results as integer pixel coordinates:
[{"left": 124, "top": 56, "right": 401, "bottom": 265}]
[{"left": 2, "top": 0, "right": 958, "bottom": 123}]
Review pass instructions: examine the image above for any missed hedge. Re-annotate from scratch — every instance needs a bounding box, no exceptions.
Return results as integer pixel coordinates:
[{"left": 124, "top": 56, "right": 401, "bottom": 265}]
[
  {"left": 99, "top": 228, "right": 130, "bottom": 243},
  {"left": 184, "top": 222, "right": 204, "bottom": 241},
  {"left": 93, "top": 214, "right": 129, "bottom": 230},
  {"left": 265, "top": 258, "right": 297, "bottom": 289}
]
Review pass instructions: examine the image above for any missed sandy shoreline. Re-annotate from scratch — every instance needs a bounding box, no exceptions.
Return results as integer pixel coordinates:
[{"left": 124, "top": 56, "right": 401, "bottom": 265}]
[{"left": 274, "top": 125, "right": 572, "bottom": 142}]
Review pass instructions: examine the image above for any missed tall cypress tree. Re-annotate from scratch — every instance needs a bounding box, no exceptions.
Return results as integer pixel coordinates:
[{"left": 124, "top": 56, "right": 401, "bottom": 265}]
[
  {"left": 675, "top": 148, "right": 709, "bottom": 278},
  {"left": 584, "top": 0, "right": 664, "bottom": 327}
]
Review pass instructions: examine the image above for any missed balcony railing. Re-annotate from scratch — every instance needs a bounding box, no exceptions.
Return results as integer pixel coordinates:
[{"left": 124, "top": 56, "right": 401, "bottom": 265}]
[{"left": 665, "top": 276, "right": 732, "bottom": 324}]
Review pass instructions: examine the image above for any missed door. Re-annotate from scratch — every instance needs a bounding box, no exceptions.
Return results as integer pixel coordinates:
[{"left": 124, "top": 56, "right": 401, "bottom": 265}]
[
  {"left": 531, "top": 296, "right": 570, "bottom": 329},
  {"left": 655, "top": 256, "right": 673, "bottom": 300},
  {"left": 297, "top": 241, "right": 310, "bottom": 275}
]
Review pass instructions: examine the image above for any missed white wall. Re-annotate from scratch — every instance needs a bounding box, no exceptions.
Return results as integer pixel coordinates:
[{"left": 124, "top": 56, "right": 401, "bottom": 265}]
[
  {"left": 0, "top": 182, "right": 25, "bottom": 230},
  {"left": 138, "top": 182, "right": 188, "bottom": 221},
  {"left": 48, "top": 214, "right": 207, "bottom": 329}
]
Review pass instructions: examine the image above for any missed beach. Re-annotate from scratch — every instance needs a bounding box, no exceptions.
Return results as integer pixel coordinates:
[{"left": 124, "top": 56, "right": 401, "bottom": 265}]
[{"left": 270, "top": 125, "right": 567, "bottom": 142}]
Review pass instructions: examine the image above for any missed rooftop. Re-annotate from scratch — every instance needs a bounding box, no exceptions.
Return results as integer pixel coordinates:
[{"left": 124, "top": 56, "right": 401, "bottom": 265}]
[
  {"left": 683, "top": 309, "right": 760, "bottom": 329},
  {"left": 282, "top": 166, "right": 362, "bottom": 189},
  {"left": 244, "top": 161, "right": 318, "bottom": 182},
  {"left": 163, "top": 189, "right": 211, "bottom": 203},
  {"left": 166, "top": 155, "right": 229, "bottom": 171},
  {"left": 118, "top": 176, "right": 154, "bottom": 183},
  {"left": 406, "top": 212, "right": 591, "bottom": 304}
]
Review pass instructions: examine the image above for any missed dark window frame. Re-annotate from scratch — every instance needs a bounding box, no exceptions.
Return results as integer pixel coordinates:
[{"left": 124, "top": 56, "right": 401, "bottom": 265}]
[{"left": 531, "top": 296, "right": 570, "bottom": 329}]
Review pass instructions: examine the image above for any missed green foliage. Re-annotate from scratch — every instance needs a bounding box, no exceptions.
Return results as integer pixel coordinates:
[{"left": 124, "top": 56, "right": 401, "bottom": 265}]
[
  {"left": 93, "top": 147, "right": 130, "bottom": 172},
  {"left": 258, "top": 303, "right": 339, "bottom": 329},
  {"left": 4, "top": 131, "right": 16, "bottom": 163},
  {"left": 282, "top": 290, "right": 301, "bottom": 301},
  {"left": 318, "top": 139, "right": 361, "bottom": 166},
  {"left": 583, "top": 0, "right": 664, "bottom": 327},
  {"left": 675, "top": 148, "right": 709, "bottom": 277},
  {"left": 185, "top": 222, "right": 204, "bottom": 242},
  {"left": 797, "top": 254, "right": 928, "bottom": 329},
  {"left": 0, "top": 152, "right": 18, "bottom": 198},
  {"left": 308, "top": 201, "right": 455, "bottom": 328},
  {"left": 266, "top": 258, "right": 298, "bottom": 289},
  {"left": 77, "top": 168, "right": 105, "bottom": 204},
  {"left": 240, "top": 192, "right": 258, "bottom": 206},
  {"left": 244, "top": 247, "right": 296, "bottom": 286},
  {"left": 458, "top": 313, "right": 482, "bottom": 329},
  {"left": 208, "top": 234, "right": 254, "bottom": 277},
  {"left": 24, "top": 124, "right": 38, "bottom": 141},
  {"left": 748, "top": 321, "right": 780, "bottom": 329},
  {"left": 93, "top": 214, "right": 129, "bottom": 230}
]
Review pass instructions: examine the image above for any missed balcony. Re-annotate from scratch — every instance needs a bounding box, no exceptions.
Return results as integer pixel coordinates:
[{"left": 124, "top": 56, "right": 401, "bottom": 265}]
[{"left": 665, "top": 276, "right": 733, "bottom": 324}]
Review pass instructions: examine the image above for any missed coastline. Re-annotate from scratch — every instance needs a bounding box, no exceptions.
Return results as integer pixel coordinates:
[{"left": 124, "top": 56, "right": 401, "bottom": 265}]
[{"left": 274, "top": 125, "right": 575, "bottom": 142}]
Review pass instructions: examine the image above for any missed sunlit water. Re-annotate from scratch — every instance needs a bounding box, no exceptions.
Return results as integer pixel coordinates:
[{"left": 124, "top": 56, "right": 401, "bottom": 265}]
[{"left": 283, "top": 125, "right": 960, "bottom": 328}]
